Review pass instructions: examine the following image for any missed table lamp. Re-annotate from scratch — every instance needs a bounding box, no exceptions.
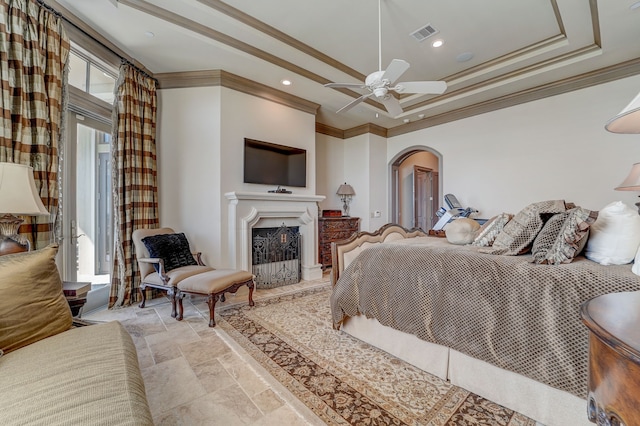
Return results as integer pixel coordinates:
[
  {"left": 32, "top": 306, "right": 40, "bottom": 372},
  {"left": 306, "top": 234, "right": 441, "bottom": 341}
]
[
  {"left": 337, "top": 183, "right": 355, "bottom": 217},
  {"left": 615, "top": 162, "right": 640, "bottom": 214},
  {"left": 0, "top": 162, "right": 49, "bottom": 255},
  {"left": 605, "top": 91, "right": 640, "bottom": 134}
]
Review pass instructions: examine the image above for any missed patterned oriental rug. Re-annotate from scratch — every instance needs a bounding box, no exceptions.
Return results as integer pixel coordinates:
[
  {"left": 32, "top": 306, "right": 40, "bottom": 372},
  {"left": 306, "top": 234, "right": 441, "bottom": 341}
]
[{"left": 217, "top": 285, "right": 536, "bottom": 426}]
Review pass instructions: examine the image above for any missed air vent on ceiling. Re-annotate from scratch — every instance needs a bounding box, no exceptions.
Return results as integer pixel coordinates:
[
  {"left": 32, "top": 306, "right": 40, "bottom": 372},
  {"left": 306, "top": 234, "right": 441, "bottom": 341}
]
[{"left": 410, "top": 24, "right": 438, "bottom": 42}]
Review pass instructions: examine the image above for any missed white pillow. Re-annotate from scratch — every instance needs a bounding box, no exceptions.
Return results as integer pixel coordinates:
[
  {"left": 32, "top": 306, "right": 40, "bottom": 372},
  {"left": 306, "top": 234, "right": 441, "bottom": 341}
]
[
  {"left": 584, "top": 201, "right": 640, "bottom": 265},
  {"left": 445, "top": 218, "right": 481, "bottom": 245}
]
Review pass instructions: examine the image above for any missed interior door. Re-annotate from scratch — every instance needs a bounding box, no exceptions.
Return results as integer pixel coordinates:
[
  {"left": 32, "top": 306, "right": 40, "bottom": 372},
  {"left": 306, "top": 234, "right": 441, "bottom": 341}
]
[
  {"left": 63, "top": 113, "right": 112, "bottom": 287},
  {"left": 413, "top": 166, "right": 433, "bottom": 231}
]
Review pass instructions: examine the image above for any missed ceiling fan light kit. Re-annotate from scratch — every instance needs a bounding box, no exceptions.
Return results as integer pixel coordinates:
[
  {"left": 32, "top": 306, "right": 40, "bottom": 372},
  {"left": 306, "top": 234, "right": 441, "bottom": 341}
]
[{"left": 324, "top": 0, "right": 447, "bottom": 118}]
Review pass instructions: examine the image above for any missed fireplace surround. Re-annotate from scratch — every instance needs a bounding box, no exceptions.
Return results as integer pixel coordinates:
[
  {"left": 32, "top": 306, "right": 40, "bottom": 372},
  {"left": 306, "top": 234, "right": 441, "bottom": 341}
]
[{"left": 225, "top": 192, "right": 325, "bottom": 282}]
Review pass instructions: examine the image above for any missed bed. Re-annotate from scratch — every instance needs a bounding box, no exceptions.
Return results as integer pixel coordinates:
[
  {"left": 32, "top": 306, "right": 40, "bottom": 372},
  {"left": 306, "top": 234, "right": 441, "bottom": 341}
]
[{"left": 329, "top": 223, "right": 640, "bottom": 426}]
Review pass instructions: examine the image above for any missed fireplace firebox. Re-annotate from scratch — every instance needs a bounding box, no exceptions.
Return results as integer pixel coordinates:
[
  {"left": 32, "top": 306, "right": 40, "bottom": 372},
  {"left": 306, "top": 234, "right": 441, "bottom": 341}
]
[{"left": 251, "top": 224, "right": 301, "bottom": 288}]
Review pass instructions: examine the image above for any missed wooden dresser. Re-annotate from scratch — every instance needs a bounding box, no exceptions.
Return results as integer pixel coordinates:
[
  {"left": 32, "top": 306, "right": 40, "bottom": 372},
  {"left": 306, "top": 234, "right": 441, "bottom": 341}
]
[
  {"left": 580, "top": 291, "right": 640, "bottom": 426},
  {"left": 318, "top": 217, "right": 360, "bottom": 269}
]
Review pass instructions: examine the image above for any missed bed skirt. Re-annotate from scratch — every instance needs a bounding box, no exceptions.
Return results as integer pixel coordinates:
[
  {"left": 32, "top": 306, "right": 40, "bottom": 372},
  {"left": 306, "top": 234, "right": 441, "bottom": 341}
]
[{"left": 341, "top": 315, "right": 591, "bottom": 426}]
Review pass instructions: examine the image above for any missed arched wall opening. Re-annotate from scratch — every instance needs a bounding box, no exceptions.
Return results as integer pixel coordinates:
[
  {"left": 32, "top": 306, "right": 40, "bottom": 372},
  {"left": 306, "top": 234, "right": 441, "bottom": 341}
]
[{"left": 389, "top": 145, "right": 443, "bottom": 231}]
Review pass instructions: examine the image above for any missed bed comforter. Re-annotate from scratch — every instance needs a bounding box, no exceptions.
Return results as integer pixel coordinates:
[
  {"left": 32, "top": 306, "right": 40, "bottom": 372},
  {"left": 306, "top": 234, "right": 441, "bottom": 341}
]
[{"left": 330, "top": 236, "right": 640, "bottom": 398}]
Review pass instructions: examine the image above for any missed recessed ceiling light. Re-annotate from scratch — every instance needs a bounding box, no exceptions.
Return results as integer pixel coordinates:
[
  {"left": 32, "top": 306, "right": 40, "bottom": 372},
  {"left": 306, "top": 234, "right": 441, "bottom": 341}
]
[
  {"left": 432, "top": 39, "right": 444, "bottom": 48},
  {"left": 281, "top": 79, "right": 292, "bottom": 86},
  {"left": 144, "top": 31, "right": 155, "bottom": 38},
  {"left": 631, "top": 1, "right": 640, "bottom": 10},
  {"left": 456, "top": 52, "right": 474, "bottom": 62}
]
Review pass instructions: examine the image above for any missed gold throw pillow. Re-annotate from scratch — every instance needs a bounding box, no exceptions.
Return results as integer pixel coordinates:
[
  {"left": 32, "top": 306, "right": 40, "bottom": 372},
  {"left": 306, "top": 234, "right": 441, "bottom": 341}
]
[{"left": 0, "top": 244, "right": 72, "bottom": 354}]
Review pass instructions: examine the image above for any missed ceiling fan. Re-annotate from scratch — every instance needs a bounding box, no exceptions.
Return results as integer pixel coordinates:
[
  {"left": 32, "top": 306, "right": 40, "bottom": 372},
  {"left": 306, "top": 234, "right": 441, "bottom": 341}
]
[{"left": 324, "top": 0, "right": 447, "bottom": 118}]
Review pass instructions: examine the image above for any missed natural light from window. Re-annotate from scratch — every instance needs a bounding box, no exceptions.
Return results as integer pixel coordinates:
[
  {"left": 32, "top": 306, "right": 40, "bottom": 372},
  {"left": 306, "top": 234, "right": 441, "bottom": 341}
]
[{"left": 68, "top": 47, "right": 117, "bottom": 105}]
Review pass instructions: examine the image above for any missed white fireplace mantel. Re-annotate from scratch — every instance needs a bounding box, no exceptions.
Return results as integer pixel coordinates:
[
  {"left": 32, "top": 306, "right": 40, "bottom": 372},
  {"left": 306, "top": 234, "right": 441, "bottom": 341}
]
[{"left": 225, "top": 191, "right": 325, "bottom": 282}]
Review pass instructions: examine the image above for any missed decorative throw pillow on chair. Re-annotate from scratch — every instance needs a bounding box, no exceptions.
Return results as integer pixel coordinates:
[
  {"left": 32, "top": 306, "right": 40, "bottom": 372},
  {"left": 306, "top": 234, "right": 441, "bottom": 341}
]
[{"left": 141, "top": 233, "right": 197, "bottom": 272}]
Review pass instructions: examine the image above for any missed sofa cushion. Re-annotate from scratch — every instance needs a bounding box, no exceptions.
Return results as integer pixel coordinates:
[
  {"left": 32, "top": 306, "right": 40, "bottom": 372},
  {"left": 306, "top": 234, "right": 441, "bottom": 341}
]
[
  {"left": 585, "top": 201, "right": 640, "bottom": 265},
  {"left": 0, "top": 244, "right": 72, "bottom": 354},
  {"left": 532, "top": 207, "right": 597, "bottom": 264},
  {"left": 0, "top": 321, "right": 153, "bottom": 425},
  {"left": 445, "top": 218, "right": 481, "bottom": 245},
  {"left": 483, "top": 200, "right": 566, "bottom": 255},
  {"left": 142, "top": 232, "right": 197, "bottom": 272},
  {"left": 471, "top": 213, "right": 513, "bottom": 247}
]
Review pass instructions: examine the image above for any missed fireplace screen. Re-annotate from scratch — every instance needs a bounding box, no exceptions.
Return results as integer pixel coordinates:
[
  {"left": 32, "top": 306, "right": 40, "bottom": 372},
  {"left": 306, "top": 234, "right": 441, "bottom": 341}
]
[{"left": 252, "top": 224, "right": 301, "bottom": 288}]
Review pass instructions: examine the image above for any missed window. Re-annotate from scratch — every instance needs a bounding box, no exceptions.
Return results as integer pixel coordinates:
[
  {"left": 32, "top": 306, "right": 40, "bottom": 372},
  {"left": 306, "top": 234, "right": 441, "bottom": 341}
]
[{"left": 68, "top": 46, "right": 117, "bottom": 105}]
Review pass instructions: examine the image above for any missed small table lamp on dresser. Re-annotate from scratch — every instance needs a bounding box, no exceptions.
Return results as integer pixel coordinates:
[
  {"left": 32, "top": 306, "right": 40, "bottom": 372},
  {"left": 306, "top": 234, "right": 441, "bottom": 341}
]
[
  {"left": 336, "top": 183, "right": 355, "bottom": 217},
  {"left": 0, "top": 162, "right": 49, "bottom": 256}
]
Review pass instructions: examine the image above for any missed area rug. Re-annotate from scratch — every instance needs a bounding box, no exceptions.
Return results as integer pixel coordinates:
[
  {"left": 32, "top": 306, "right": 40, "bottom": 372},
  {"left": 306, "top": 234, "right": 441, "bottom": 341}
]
[{"left": 217, "top": 285, "right": 536, "bottom": 425}]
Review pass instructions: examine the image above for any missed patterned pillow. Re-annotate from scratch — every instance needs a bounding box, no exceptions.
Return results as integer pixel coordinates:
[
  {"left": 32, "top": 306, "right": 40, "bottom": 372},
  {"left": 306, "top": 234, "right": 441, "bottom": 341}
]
[
  {"left": 471, "top": 213, "right": 513, "bottom": 247},
  {"left": 481, "top": 200, "right": 566, "bottom": 255},
  {"left": 141, "top": 233, "right": 197, "bottom": 273},
  {"left": 531, "top": 207, "right": 597, "bottom": 264}
]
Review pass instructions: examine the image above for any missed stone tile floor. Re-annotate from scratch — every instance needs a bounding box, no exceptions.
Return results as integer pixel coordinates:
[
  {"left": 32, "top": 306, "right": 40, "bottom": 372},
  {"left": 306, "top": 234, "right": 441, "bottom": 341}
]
[{"left": 84, "top": 275, "right": 331, "bottom": 425}]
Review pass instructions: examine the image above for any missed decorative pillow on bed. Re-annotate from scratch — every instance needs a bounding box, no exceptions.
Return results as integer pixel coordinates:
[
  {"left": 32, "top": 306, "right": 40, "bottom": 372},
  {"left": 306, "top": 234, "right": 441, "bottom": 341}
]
[
  {"left": 531, "top": 207, "right": 597, "bottom": 264},
  {"left": 0, "top": 245, "right": 72, "bottom": 354},
  {"left": 480, "top": 199, "right": 566, "bottom": 255},
  {"left": 445, "top": 218, "right": 481, "bottom": 245},
  {"left": 141, "top": 232, "right": 197, "bottom": 273},
  {"left": 585, "top": 201, "right": 640, "bottom": 265},
  {"left": 471, "top": 213, "right": 513, "bottom": 247}
]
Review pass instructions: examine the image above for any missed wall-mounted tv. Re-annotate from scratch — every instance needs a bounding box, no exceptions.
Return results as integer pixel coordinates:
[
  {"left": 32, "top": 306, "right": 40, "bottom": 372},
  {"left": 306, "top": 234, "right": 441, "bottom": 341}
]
[{"left": 243, "top": 138, "right": 307, "bottom": 188}]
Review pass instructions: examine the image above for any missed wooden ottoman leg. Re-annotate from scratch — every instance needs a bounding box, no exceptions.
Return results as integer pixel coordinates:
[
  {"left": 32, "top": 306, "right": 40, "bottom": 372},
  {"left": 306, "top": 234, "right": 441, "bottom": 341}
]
[
  {"left": 176, "top": 291, "right": 184, "bottom": 321},
  {"left": 247, "top": 279, "right": 255, "bottom": 307},
  {"left": 206, "top": 294, "right": 219, "bottom": 327},
  {"left": 138, "top": 284, "right": 147, "bottom": 309}
]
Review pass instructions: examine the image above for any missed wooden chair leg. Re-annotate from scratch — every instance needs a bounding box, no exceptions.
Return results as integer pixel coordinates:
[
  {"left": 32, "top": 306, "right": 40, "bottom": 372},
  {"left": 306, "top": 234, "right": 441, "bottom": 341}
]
[
  {"left": 207, "top": 294, "right": 219, "bottom": 327},
  {"left": 138, "top": 285, "right": 147, "bottom": 308},
  {"left": 247, "top": 280, "right": 255, "bottom": 307}
]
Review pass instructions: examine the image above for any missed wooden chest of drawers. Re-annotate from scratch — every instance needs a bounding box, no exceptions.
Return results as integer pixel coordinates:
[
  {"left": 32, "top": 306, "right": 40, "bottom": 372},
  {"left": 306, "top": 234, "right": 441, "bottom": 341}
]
[{"left": 318, "top": 217, "right": 360, "bottom": 269}]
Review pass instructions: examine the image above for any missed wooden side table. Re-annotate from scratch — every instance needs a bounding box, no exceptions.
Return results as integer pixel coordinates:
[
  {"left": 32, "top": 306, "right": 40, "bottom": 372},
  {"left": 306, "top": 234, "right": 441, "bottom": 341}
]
[
  {"left": 580, "top": 291, "right": 640, "bottom": 426},
  {"left": 66, "top": 296, "right": 87, "bottom": 318},
  {"left": 318, "top": 217, "right": 360, "bottom": 269}
]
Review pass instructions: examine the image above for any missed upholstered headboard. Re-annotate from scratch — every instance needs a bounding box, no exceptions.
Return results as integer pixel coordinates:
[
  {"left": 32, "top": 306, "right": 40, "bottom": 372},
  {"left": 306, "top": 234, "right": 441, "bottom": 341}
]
[{"left": 330, "top": 223, "right": 427, "bottom": 286}]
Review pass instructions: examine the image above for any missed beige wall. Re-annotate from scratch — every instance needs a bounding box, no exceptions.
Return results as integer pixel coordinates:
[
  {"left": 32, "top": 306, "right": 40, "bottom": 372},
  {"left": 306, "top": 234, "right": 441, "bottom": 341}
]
[
  {"left": 158, "top": 73, "right": 640, "bottom": 262},
  {"left": 387, "top": 74, "right": 640, "bottom": 219},
  {"left": 157, "top": 86, "right": 222, "bottom": 266},
  {"left": 157, "top": 86, "right": 316, "bottom": 268}
]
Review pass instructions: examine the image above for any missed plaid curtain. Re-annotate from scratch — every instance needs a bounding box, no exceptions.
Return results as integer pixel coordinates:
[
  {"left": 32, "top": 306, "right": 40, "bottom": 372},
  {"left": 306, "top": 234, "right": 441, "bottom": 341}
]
[
  {"left": 0, "top": 0, "right": 69, "bottom": 248},
  {"left": 109, "top": 62, "right": 159, "bottom": 308}
]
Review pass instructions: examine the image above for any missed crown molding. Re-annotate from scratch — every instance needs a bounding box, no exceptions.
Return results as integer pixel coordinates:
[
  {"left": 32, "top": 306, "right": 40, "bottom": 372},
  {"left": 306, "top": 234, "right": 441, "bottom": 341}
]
[
  {"left": 388, "top": 55, "right": 640, "bottom": 138},
  {"left": 155, "top": 70, "right": 320, "bottom": 115}
]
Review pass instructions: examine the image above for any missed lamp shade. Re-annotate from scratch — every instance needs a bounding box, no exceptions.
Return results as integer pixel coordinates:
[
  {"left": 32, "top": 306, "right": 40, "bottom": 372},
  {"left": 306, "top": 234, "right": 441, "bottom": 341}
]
[
  {"left": 615, "top": 162, "right": 640, "bottom": 191},
  {"left": 336, "top": 183, "right": 355, "bottom": 196},
  {"left": 0, "top": 162, "right": 49, "bottom": 215},
  {"left": 605, "top": 92, "right": 640, "bottom": 134}
]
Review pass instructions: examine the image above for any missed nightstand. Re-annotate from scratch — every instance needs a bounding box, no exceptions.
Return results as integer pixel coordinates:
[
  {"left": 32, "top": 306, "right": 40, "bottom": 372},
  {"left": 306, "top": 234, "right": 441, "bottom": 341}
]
[{"left": 581, "top": 291, "right": 640, "bottom": 426}]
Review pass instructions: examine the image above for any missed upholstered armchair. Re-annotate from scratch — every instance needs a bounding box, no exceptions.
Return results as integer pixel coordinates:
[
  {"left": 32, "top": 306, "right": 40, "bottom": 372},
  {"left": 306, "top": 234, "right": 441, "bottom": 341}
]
[{"left": 132, "top": 227, "right": 255, "bottom": 327}]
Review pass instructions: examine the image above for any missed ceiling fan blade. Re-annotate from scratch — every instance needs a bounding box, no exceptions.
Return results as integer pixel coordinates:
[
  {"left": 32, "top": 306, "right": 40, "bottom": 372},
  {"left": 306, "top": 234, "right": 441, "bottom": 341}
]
[
  {"left": 380, "top": 96, "right": 403, "bottom": 118},
  {"left": 324, "top": 82, "right": 367, "bottom": 89},
  {"left": 381, "top": 59, "right": 410, "bottom": 85},
  {"left": 336, "top": 92, "right": 374, "bottom": 113},
  {"left": 394, "top": 81, "right": 447, "bottom": 95}
]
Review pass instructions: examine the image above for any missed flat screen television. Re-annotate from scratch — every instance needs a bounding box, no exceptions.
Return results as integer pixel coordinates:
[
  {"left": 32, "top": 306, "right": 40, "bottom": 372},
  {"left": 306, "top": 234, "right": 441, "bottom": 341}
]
[{"left": 243, "top": 138, "right": 307, "bottom": 187}]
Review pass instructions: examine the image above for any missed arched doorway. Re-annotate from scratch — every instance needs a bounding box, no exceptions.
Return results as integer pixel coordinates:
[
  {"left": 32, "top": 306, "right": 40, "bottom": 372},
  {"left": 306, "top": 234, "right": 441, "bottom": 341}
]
[{"left": 390, "top": 147, "right": 442, "bottom": 231}]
